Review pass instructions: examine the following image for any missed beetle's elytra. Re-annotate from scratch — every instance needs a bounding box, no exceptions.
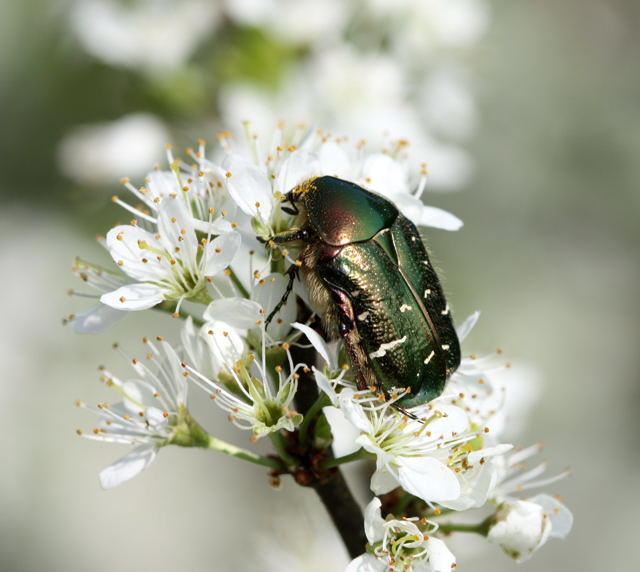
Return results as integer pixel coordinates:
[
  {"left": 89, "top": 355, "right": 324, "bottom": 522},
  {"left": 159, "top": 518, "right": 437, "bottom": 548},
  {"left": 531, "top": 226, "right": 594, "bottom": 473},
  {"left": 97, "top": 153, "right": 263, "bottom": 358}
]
[{"left": 266, "top": 175, "right": 460, "bottom": 408}]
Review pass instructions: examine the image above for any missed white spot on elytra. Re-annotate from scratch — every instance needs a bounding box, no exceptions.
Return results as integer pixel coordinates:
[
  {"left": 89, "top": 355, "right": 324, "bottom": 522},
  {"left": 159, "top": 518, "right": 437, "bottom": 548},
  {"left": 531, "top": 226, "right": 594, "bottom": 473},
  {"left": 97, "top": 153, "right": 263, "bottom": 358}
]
[
  {"left": 441, "top": 304, "right": 450, "bottom": 315},
  {"left": 411, "top": 236, "right": 417, "bottom": 242},
  {"left": 357, "top": 311, "right": 369, "bottom": 321},
  {"left": 441, "top": 344, "right": 450, "bottom": 351},
  {"left": 424, "top": 289, "right": 431, "bottom": 298},
  {"left": 369, "top": 336, "right": 407, "bottom": 359},
  {"left": 399, "top": 304, "right": 412, "bottom": 313},
  {"left": 422, "top": 260, "right": 429, "bottom": 266},
  {"left": 423, "top": 351, "right": 435, "bottom": 365}
]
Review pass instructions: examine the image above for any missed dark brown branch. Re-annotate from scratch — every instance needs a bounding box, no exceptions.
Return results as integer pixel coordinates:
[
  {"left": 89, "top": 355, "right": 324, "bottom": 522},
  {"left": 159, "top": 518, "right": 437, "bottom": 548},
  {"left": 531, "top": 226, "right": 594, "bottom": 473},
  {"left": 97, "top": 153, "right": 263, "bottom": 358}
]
[{"left": 290, "top": 312, "right": 366, "bottom": 559}]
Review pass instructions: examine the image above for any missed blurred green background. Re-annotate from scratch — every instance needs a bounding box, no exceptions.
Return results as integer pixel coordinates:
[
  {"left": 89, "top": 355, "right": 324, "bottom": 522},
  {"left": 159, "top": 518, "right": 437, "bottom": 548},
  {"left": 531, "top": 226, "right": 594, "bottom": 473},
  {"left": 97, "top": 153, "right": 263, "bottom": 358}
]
[{"left": 1, "top": 0, "right": 639, "bottom": 570}]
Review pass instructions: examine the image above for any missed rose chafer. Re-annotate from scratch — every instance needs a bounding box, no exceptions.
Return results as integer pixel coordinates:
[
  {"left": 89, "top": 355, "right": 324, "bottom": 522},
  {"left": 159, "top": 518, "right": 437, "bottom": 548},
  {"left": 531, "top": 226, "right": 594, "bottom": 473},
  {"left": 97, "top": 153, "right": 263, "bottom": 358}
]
[{"left": 265, "top": 176, "right": 460, "bottom": 408}]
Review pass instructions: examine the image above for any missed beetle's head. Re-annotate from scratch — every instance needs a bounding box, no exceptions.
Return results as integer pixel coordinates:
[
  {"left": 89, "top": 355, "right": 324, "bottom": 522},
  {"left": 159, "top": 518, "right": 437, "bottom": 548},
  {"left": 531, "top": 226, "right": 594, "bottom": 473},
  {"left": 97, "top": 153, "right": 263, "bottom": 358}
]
[{"left": 281, "top": 177, "right": 319, "bottom": 214}]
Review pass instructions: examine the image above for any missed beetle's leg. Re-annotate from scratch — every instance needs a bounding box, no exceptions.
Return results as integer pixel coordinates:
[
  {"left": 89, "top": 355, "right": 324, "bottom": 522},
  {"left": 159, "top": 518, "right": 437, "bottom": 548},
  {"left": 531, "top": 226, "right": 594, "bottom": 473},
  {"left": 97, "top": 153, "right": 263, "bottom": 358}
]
[
  {"left": 392, "top": 404, "right": 421, "bottom": 422},
  {"left": 262, "top": 227, "right": 311, "bottom": 245},
  {"left": 265, "top": 264, "right": 299, "bottom": 327}
]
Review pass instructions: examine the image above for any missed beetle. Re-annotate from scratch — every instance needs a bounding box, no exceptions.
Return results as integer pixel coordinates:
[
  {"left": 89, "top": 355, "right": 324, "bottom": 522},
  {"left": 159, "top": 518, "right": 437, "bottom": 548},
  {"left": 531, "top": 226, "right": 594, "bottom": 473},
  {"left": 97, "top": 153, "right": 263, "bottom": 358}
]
[{"left": 263, "top": 175, "right": 460, "bottom": 408}]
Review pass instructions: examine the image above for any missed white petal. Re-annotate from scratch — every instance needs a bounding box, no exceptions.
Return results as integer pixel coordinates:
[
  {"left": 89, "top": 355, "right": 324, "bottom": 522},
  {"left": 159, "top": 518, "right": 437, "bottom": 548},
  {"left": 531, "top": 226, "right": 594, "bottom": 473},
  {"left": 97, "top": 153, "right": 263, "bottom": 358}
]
[
  {"left": 105, "top": 225, "right": 166, "bottom": 281},
  {"left": 323, "top": 406, "right": 362, "bottom": 457},
  {"left": 292, "top": 322, "right": 333, "bottom": 368},
  {"left": 313, "top": 369, "right": 339, "bottom": 404},
  {"left": 416, "top": 205, "right": 463, "bottom": 231},
  {"left": 71, "top": 304, "right": 127, "bottom": 333},
  {"left": 363, "top": 497, "right": 385, "bottom": 544},
  {"left": 99, "top": 445, "right": 157, "bottom": 490},
  {"left": 204, "top": 231, "right": 241, "bottom": 276},
  {"left": 100, "top": 283, "right": 165, "bottom": 310},
  {"left": 318, "top": 141, "right": 351, "bottom": 178},
  {"left": 203, "top": 297, "right": 262, "bottom": 330},
  {"left": 156, "top": 197, "right": 198, "bottom": 257},
  {"left": 275, "top": 149, "right": 319, "bottom": 194},
  {"left": 396, "top": 456, "right": 460, "bottom": 502},
  {"left": 345, "top": 554, "right": 384, "bottom": 572},
  {"left": 487, "top": 500, "right": 552, "bottom": 563},
  {"left": 370, "top": 467, "right": 399, "bottom": 495},
  {"left": 456, "top": 311, "right": 480, "bottom": 342},
  {"left": 360, "top": 153, "right": 408, "bottom": 196},
  {"left": 424, "top": 537, "right": 456, "bottom": 572},
  {"left": 529, "top": 494, "right": 573, "bottom": 539},
  {"left": 222, "top": 153, "right": 273, "bottom": 219}
]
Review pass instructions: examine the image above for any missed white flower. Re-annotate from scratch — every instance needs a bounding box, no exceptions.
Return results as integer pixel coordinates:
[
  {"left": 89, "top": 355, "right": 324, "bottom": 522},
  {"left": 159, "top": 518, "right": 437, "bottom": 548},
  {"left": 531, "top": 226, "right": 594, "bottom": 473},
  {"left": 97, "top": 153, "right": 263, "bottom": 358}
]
[
  {"left": 213, "top": 123, "right": 462, "bottom": 238},
  {"left": 224, "top": 0, "right": 347, "bottom": 45},
  {"left": 70, "top": 0, "right": 220, "bottom": 73},
  {"left": 348, "top": 498, "right": 456, "bottom": 572},
  {"left": 76, "top": 335, "right": 207, "bottom": 489},
  {"left": 58, "top": 113, "right": 168, "bottom": 186},
  {"left": 315, "top": 371, "right": 476, "bottom": 504},
  {"left": 183, "top": 298, "right": 303, "bottom": 438},
  {"left": 487, "top": 494, "right": 572, "bottom": 563},
  {"left": 101, "top": 195, "right": 241, "bottom": 312}
]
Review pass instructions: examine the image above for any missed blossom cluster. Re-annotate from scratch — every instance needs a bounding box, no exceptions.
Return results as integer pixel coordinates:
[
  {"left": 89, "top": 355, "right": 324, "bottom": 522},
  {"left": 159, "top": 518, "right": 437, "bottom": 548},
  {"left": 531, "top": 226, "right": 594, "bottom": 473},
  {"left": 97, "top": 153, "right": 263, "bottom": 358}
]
[{"left": 70, "top": 124, "right": 571, "bottom": 570}]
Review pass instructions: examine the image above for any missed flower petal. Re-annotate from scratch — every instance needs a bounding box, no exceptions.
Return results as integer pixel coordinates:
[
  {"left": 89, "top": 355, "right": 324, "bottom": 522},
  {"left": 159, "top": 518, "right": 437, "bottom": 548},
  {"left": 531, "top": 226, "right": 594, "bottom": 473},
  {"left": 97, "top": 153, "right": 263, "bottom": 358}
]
[
  {"left": 71, "top": 304, "right": 128, "bottom": 333},
  {"left": 105, "top": 225, "right": 166, "bottom": 282},
  {"left": 345, "top": 554, "right": 384, "bottom": 572},
  {"left": 99, "top": 445, "right": 157, "bottom": 490},
  {"left": 204, "top": 231, "right": 241, "bottom": 276},
  {"left": 415, "top": 205, "right": 463, "bottom": 231},
  {"left": 363, "top": 497, "right": 385, "bottom": 544},
  {"left": 322, "top": 406, "right": 361, "bottom": 457},
  {"left": 370, "top": 467, "right": 399, "bottom": 496},
  {"left": 529, "top": 494, "right": 573, "bottom": 539},
  {"left": 203, "top": 297, "right": 262, "bottom": 330},
  {"left": 100, "top": 283, "right": 165, "bottom": 310},
  {"left": 222, "top": 153, "right": 273, "bottom": 219},
  {"left": 424, "top": 537, "right": 456, "bottom": 572},
  {"left": 396, "top": 456, "right": 460, "bottom": 502},
  {"left": 275, "top": 149, "right": 319, "bottom": 194},
  {"left": 456, "top": 311, "right": 480, "bottom": 342},
  {"left": 292, "top": 322, "right": 333, "bottom": 368}
]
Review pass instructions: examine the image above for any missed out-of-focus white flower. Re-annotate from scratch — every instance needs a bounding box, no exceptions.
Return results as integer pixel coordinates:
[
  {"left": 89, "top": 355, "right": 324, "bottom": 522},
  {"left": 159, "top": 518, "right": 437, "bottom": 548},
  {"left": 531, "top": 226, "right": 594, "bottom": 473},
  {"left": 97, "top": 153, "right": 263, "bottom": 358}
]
[
  {"left": 101, "top": 196, "right": 241, "bottom": 312},
  {"left": 76, "top": 335, "right": 207, "bottom": 489},
  {"left": 70, "top": 0, "right": 220, "bottom": 73},
  {"left": 219, "top": 48, "right": 475, "bottom": 191},
  {"left": 365, "top": 0, "right": 490, "bottom": 55},
  {"left": 184, "top": 299, "right": 303, "bottom": 438},
  {"left": 224, "top": 0, "right": 347, "bottom": 45},
  {"left": 348, "top": 497, "right": 456, "bottom": 572},
  {"left": 487, "top": 494, "right": 572, "bottom": 563},
  {"left": 58, "top": 113, "right": 168, "bottom": 186}
]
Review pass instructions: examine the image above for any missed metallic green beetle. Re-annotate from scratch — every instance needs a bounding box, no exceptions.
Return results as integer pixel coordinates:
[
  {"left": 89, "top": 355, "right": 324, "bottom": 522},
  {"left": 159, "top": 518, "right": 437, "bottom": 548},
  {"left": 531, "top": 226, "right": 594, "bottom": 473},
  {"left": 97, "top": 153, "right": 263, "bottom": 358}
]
[{"left": 265, "top": 175, "right": 460, "bottom": 408}]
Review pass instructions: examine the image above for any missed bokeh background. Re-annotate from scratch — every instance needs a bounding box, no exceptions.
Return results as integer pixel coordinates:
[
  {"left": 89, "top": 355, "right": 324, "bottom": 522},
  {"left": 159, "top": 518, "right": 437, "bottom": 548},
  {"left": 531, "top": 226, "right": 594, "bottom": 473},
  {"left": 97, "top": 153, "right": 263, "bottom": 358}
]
[{"left": 2, "top": 0, "right": 639, "bottom": 570}]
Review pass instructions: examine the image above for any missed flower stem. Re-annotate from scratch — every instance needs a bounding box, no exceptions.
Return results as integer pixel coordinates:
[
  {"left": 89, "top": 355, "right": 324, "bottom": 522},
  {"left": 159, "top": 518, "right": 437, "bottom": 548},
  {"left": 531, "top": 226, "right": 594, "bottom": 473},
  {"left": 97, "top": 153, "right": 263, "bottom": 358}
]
[
  {"left": 206, "top": 434, "right": 283, "bottom": 471},
  {"left": 298, "top": 392, "right": 330, "bottom": 446},
  {"left": 319, "top": 448, "right": 372, "bottom": 469},
  {"left": 437, "top": 517, "right": 492, "bottom": 536},
  {"left": 269, "top": 431, "right": 298, "bottom": 469}
]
